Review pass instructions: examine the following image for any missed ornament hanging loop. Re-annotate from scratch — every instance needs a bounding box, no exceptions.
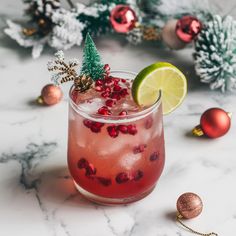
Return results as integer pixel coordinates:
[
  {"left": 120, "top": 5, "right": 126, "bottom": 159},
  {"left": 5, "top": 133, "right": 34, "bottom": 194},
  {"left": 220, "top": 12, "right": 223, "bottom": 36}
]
[{"left": 176, "top": 214, "right": 218, "bottom": 236}]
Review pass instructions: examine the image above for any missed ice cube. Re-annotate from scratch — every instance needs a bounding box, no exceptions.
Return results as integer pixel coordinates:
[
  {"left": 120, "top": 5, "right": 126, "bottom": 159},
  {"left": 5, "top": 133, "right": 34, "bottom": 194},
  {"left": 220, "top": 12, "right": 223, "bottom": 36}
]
[{"left": 78, "top": 98, "right": 104, "bottom": 114}]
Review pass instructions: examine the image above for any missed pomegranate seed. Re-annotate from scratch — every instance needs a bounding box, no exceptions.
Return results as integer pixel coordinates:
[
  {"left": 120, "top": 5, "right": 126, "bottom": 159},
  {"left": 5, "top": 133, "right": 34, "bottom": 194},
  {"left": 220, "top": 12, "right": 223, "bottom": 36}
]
[
  {"left": 77, "top": 158, "right": 89, "bottom": 169},
  {"left": 127, "top": 124, "right": 137, "bottom": 135},
  {"left": 107, "top": 126, "right": 119, "bottom": 138},
  {"left": 97, "top": 177, "right": 112, "bottom": 186},
  {"left": 118, "top": 125, "right": 128, "bottom": 134},
  {"left": 96, "top": 79, "right": 103, "bottom": 86},
  {"left": 95, "top": 86, "right": 103, "bottom": 92},
  {"left": 85, "top": 163, "right": 96, "bottom": 176},
  {"left": 145, "top": 117, "right": 153, "bottom": 129},
  {"left": 103, "top": 74, "right": 109, "bottom": 80},
  {"left": 104, "top": 87, "right": 111, "bottom": 93},
  {"left": 115, "top": 172, "right": 130, "bottom": 184},
  {"left": 150, "top": 152, "right": 159, "bottom": 161},
  {"left": 120, "top": 88, "right": 128, "bottom": 97},
  {"left": 98, "top": 106, "right": 111, "bottom": 115},
  {"left": 71, "top": 90, "right": 78, "bottom": 102},
  {"left": 104, "top": 64, "right": 110, "bottom": 75},
  {"left": 119, "top": 110, "right": 127, "bottom": 116},
  {"left": 110, "top": 92, "right": 121, "bottom": 100},
  {"left": 113, "top": 85, "right": 122, "bottom": 91},
  {"left": 133, "top": 144, "right": 147, "bottom": 154},
  {"left": 93, "top": 122, "right": 104, "bottom": 128},
  {"left": 121, "top": 79, "right": 126, "bottom": 83},
  {"left": 83, "top": 119, "right": 92, "bottom": 128},
  {"left": 106, "top": 99, "right": 115, "bottom": 107},
  {"left": 133, "top": 170, "right": 144, "bottom": 181},
  {"left": 90, "top": 125, "right": 101, "bottom": 133},
  {"left": 105, "top": 77, "right": 113, "bottom": 85},
  {"left": 113, "top": 78, "right": 120, "bottom": 85},
  {"left": 101, "top": 91, "right": 110, "bottom": 98}
]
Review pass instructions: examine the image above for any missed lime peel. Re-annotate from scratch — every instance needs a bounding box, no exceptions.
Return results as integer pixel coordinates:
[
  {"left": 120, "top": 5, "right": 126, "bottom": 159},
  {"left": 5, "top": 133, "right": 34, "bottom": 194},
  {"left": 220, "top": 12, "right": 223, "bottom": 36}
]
[{"left": 131, "top": 62, "right": 187, "bottom": 115}]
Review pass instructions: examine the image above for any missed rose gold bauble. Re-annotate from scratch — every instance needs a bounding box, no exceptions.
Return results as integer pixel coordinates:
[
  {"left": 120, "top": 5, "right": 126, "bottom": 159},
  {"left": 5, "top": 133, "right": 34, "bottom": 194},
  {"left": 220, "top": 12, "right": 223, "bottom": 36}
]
[
  {"left": 110, "top": 5, "right": 138, "bottom": 33},
  {"left": 39, "top": 84, "right": 63, "bottom": 105},
  {"left": 176, "top": 16, "right": 202, "bottom": 43},
  {"left": 177, "top": 192, "right": 203, "bottom": 219},
  {"left": 162, "top": 20, "right": 186, "bottom": 50}
]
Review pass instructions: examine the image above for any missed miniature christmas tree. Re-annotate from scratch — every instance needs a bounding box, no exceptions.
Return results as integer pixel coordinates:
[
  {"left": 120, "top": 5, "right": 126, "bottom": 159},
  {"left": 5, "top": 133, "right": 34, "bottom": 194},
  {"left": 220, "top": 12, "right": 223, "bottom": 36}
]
[{"left": 80, "top": 33, "right": 105, "bottom": 81}]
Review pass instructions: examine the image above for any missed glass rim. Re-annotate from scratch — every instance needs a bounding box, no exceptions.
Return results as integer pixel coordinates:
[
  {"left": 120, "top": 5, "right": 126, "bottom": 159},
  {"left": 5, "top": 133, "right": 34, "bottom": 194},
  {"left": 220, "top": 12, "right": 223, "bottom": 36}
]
[{"left": 69, "top": 70, "right": 162, "bottom": 123}]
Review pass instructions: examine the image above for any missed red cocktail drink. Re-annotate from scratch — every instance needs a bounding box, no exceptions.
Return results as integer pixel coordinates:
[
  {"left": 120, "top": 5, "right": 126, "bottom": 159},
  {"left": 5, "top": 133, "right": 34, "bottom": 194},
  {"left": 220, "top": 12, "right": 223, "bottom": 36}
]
[{"left": 68, "top": 71, "right": 165, "bottom": 204}]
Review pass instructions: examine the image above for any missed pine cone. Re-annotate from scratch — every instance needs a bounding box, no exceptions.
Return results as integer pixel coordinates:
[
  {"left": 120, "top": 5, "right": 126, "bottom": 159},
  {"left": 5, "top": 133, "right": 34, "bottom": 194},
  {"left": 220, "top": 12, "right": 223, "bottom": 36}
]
[
  {"left": 24, "top": 0, "right": 60, "bottom": 36},
  {"left": 194, "top": 15, "right": 236, "bottom": 92},
  {"left": 143, "top": 26, "right": 160, "bottom": 41},
  {"left": 74, "top": 75, "right": 93, "bottom": 92}
]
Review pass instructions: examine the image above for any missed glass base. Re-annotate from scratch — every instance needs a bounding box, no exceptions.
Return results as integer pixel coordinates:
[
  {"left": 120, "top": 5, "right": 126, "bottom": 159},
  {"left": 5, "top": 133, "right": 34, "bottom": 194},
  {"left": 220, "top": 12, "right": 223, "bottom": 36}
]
[{"left": 74, "top": 181, "right": 156, "bottom": 205}]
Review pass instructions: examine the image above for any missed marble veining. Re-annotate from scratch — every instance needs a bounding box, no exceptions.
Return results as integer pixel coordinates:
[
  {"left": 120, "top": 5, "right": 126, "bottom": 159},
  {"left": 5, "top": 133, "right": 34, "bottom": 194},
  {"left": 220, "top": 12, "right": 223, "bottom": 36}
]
[
  {"left": 1, "top": 0, "right": 236, "bottom": 235},
  {"left": 0, "top": 142, "right": 57, "bottom": 189}
]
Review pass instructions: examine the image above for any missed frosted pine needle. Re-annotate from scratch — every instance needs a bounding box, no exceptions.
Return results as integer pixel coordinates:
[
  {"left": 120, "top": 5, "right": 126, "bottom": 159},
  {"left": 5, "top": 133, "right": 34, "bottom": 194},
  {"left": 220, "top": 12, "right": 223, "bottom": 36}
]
[
  {"left": 47, "top": 51, "right": 79, "bottom": 85},
  {"left": 194, "top": 15, "right": 236, "bottom": 92},
  {"left": 47, "top": 51, "right": 93, "bottom": 92}
]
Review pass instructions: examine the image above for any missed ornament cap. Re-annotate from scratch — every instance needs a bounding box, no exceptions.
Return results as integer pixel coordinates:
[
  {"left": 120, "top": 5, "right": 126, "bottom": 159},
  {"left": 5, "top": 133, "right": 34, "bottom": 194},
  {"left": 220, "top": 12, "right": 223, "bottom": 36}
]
[
  {"left": 177, "top": 212, "right": 183, "bottom": 219},
  {"left": 37, "top": 96, "right": 44, "bottom": 104},
  {"left": 192, "top": 125, "right": 204, "bottom": 137},
  {"left": 227, "top": 112, "right": 232, "bottom": 119}
]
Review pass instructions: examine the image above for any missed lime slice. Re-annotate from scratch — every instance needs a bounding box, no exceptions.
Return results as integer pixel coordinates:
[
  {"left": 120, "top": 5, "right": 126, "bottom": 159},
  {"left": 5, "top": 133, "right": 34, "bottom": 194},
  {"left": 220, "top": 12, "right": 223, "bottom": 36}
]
[{"left": 132, "top": 62, "right": 187, "bottom": 115}]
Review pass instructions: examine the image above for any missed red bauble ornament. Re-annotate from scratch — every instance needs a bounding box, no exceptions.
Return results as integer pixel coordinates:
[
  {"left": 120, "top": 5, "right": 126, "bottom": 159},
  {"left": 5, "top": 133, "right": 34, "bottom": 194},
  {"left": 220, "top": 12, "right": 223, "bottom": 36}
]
[
  {"left": 110, "top": 5, "right": 138, "bottom": 33},
  {"left": 38, "top": 84, "right": 63, "bottom": 105},
  {"left": 193, "top": 108, "right": 231, "bottom": 138},
  {"left": 176, "top": 15, "right": 202, "bottom": 43},
  {"left": 177, "top": 192, "right": 203, "bottom": 219}
]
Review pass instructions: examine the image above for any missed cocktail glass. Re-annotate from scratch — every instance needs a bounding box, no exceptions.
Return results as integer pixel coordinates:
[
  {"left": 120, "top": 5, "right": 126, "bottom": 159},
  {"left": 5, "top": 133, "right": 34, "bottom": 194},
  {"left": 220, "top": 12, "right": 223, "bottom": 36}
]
[{"left": 68, "top": 71, "right": 165, "bottom": 205}]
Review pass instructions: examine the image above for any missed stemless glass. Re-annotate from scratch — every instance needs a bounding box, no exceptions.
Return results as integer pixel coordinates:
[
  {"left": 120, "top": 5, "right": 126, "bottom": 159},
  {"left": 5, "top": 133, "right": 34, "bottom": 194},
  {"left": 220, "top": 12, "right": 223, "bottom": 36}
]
[{"left": 67, "top": 71, "right": 165, "bottom": 205}]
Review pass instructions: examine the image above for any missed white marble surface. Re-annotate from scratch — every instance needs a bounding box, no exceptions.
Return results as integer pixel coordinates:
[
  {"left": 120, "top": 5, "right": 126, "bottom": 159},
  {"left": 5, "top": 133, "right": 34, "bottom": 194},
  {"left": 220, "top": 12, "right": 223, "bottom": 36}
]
[{"left": 1, "top": 1, "right": 236, "bottom": 236}]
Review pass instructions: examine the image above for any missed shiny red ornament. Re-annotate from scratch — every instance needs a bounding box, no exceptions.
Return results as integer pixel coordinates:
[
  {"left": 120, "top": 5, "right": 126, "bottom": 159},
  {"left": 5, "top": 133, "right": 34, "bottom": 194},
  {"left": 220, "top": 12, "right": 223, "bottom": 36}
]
[
  {"left": 110, "top": 5, "right": 138, "bottom": 33},
  {"left": 193, "top": 108, "right": 231, "bottom": 138},
  {"left": 176, "top": 15, "right": 202, "bottom": 43},
  {"left": 38, "top": 84, "right": 63, "bottom": 105}
]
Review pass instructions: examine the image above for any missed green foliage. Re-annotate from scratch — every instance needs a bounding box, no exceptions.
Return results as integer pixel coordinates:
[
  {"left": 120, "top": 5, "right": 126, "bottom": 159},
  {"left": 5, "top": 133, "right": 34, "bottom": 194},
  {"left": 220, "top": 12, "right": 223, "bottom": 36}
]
[
  {"left": 80, "top": 33, "right": 105, "bottom": 81},
  {"left": 78, "top": 1, "right": 127, "bottom": 38},
  {"left": 78, "top": 10, "right": 110, "bottom": 38},
  {"left": 99, "top": 0, "right": 127, "bottom": 5}
]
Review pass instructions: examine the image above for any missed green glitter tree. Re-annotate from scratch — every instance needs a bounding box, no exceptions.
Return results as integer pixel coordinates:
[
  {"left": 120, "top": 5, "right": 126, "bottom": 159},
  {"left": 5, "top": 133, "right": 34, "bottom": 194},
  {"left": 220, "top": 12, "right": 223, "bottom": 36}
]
[{"left": 80, "top": 33, "right": 105, "bottom": 81}]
